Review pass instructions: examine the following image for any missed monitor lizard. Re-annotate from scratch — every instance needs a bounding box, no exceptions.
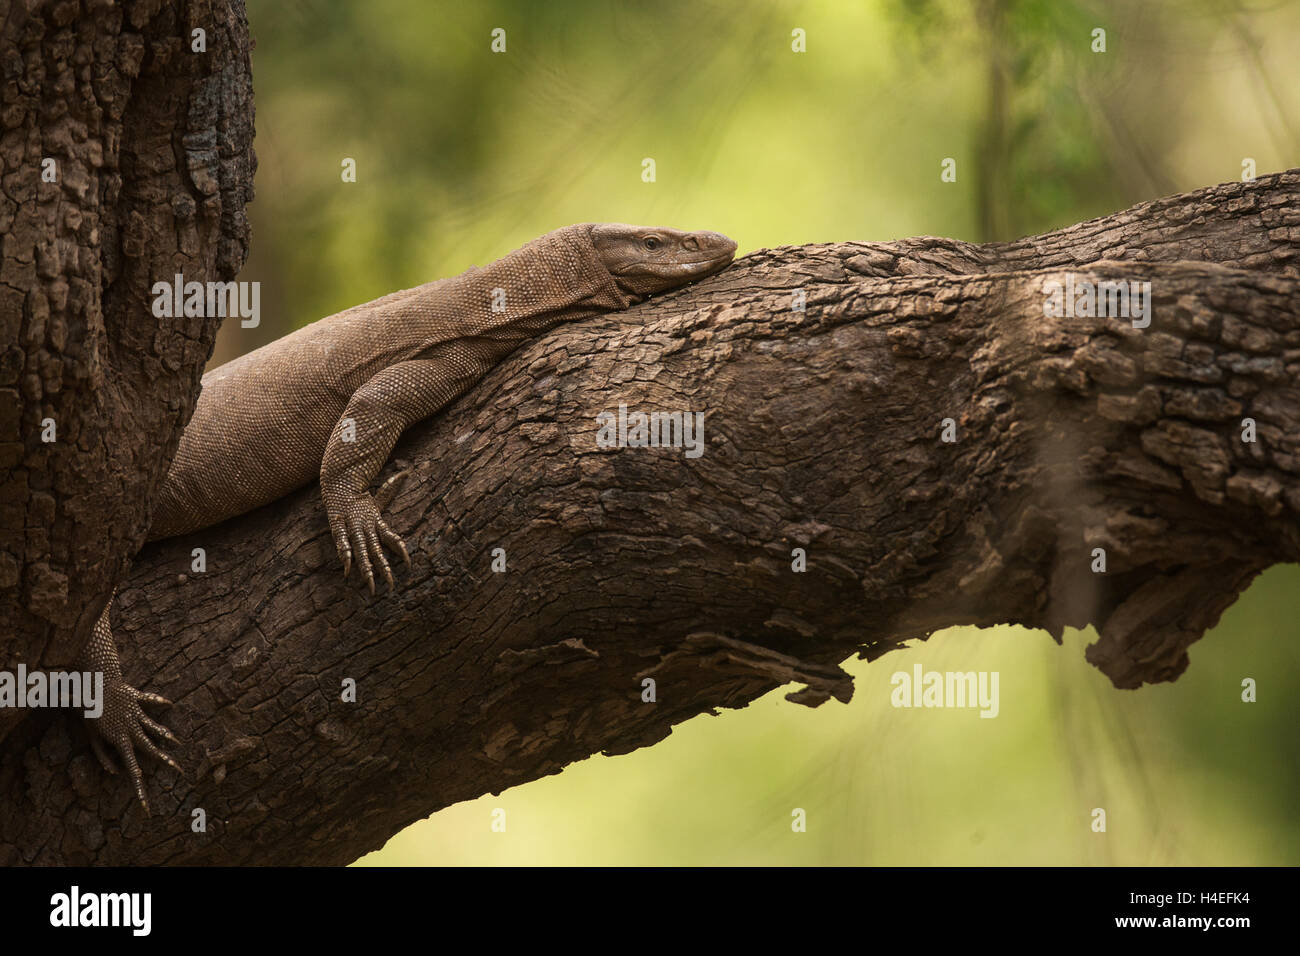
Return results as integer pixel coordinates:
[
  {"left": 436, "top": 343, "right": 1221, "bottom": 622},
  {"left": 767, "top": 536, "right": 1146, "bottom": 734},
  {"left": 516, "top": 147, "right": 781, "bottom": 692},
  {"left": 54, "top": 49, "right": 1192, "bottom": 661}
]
[{"left": 84, "top": 222, "right": 737, "bottom": 812}]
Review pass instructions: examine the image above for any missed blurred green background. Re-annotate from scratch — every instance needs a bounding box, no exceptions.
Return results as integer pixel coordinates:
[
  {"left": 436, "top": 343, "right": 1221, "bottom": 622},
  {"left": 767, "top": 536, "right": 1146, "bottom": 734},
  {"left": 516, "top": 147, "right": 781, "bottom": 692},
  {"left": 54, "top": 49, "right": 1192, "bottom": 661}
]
[{"left": 230, "top": 0, "right": 1300, "bottom": 865}]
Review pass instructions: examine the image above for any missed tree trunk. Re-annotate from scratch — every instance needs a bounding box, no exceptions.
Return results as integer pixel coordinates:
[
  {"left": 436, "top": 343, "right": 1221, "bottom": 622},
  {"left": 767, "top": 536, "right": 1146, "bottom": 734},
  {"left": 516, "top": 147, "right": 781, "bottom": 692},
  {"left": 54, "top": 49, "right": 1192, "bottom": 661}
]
[
  {"left": 2, "top": 168, "right": 1297, "bottom": 864},
  {"left": 0, "top": 0, "right": 255, "bottom": 681}
]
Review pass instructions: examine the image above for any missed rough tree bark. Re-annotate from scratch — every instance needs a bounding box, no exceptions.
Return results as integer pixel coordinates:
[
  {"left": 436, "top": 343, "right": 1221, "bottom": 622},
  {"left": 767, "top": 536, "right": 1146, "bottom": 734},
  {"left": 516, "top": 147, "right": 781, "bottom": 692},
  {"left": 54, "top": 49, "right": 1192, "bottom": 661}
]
[
  {"left": 2, "top": 169, "right": 1297, "bottom": 865},
  {"left": 0, "top": 1, "right": 255, "bottom": 685}
]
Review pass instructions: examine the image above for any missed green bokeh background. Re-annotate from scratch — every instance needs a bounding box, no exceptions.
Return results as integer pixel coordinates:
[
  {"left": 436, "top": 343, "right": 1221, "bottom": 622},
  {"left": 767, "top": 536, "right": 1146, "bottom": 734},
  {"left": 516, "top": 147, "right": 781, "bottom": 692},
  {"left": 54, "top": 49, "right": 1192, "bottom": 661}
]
[{"left": 228, "top": 0, "right": 1300, "bottom": 865}]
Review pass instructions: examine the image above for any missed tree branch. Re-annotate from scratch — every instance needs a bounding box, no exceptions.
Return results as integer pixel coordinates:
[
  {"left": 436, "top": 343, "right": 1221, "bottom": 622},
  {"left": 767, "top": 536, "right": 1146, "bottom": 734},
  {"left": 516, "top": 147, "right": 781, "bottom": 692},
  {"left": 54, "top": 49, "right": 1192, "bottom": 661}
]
[{"left": 3, "top": 170, "right": 1297, "bottom": 865}]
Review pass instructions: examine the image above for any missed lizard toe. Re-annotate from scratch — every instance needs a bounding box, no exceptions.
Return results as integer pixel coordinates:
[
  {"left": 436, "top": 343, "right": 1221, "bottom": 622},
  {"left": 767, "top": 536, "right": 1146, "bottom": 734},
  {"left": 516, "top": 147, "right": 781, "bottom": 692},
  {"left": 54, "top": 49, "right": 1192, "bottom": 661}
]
[
  {"left": 374, "top": 468, "right": 412, "bottom": 511},
  {"left": 138, "top": 712, "right": 180, "bottom": 746},
  {"left": 375, "top": 518, "right": 410, "bottom": 569},
  {"left": 352, "top": 528, "right": 376, "bottom": 593},
  {"left": 109, "top": 730, "right": 149, "bottom": 814},
  {"left": 364, "top": 525, "right": 394, "bottom": 591},
  {"left": 89, "top": 734, "right": 118, "bottom": 775},
  {"left": 345, "top": 520, "right": 369, "bottom": 587},
  {"left": 132, "top": 723, "right": 181, "bottom": 774},
  {"left": 132, "top": 688, "right": 173, "bottom": 708},
  {"left": 330, "top": 514, "right": 353, "bottom": 579}
]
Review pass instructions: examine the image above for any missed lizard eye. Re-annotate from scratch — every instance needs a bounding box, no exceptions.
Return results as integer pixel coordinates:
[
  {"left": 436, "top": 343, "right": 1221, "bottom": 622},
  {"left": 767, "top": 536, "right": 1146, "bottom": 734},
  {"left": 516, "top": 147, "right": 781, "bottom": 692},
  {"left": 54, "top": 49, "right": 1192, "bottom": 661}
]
[{"left": 643, "top": 236, "right": 661, "bottom": 251}]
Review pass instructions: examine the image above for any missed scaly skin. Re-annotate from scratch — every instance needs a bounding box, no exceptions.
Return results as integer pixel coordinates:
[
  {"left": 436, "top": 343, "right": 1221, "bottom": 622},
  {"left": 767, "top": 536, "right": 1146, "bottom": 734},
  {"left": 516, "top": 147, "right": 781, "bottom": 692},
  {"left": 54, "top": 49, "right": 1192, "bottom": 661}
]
[{"left": 84, "top": 223, "right": 737, "bottom": 812}]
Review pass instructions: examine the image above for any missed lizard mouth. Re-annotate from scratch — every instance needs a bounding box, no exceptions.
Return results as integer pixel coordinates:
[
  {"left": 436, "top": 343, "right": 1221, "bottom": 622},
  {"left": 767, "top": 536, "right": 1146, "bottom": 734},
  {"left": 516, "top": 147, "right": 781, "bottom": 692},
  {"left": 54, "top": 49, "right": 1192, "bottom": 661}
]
[
  {"left": 613, "top": 259, "right": 732, "bottom": 285},
  {"left": 611, "top": 257, "right": 733, "bottom": 280},
  {"left": 683, "top": 258, "right": 732, "bottom": 278},
  {"left": 679, "top": 252, "right": 736, "bottom": 274}
]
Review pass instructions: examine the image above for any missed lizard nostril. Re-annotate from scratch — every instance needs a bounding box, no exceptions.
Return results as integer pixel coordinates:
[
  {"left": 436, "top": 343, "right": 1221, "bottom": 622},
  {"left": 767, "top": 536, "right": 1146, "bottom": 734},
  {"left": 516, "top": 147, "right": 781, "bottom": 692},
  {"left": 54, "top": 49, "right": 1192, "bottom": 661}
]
[{"left": 683, "top": 237, "right": 699, "bottom": 251}]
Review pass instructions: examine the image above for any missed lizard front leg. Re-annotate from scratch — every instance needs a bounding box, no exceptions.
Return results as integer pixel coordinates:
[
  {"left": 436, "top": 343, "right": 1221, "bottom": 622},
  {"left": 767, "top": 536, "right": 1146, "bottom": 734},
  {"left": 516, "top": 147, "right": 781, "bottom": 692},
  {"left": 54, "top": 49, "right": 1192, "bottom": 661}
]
[
  {"left": 321, "top": 346, "right": 497, "bottom": 592},
  {"left": 83, "top": 592, "right": 181, "bottom": 813}
]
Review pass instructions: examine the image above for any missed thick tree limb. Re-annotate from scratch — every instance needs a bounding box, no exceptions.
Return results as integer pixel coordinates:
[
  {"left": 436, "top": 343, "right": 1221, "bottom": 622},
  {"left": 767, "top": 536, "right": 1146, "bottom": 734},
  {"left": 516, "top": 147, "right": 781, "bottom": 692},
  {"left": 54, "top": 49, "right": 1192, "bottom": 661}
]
[
  {"left": 2, "top": 170, "right": 1298, "bottom": 865},
  {"left": 0, "top": 0, "right": 255, "bottom": 672}
]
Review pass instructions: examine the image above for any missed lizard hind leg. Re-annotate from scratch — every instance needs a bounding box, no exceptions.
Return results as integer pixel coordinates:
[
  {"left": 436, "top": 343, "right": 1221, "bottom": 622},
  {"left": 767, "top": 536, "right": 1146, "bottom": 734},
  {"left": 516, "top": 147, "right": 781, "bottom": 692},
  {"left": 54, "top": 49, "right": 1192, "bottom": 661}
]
[{"left": 83, "top": 594, "right": 181, "bottom": 814}]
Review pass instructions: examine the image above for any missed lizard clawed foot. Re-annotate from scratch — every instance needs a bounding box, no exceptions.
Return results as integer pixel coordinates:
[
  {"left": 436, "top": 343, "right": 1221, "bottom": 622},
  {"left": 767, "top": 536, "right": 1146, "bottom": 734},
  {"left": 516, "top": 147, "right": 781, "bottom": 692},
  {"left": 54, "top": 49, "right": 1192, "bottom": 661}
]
[
  {"left": 327, "top": 469, "right": 412, "bottom": 594},
  {"left": 87, "top": 677, "right": 181, "bottom": 815}
]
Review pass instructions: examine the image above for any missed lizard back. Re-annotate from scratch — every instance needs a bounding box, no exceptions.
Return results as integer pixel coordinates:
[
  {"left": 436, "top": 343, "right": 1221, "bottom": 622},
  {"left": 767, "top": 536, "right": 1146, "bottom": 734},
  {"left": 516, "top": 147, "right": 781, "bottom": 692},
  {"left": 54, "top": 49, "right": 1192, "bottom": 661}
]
[{"left": 147, "top": 225, "right": 629, "bottom": 540}]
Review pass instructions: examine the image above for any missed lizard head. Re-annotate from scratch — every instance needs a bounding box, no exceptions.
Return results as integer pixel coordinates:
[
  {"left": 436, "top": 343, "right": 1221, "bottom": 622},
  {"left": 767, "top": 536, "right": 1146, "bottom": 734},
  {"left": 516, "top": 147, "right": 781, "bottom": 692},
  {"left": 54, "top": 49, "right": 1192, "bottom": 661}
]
[{"left": 589, "top": 224, "right": 737, "bottom": 299}]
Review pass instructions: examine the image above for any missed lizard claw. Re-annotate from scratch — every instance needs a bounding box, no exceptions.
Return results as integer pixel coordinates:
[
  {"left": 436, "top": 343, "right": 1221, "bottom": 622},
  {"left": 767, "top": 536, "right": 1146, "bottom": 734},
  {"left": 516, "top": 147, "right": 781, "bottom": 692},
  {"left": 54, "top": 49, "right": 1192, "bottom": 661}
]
[
  {"left": 329, "top": 512, "right": 353, "bottom": 579},
  {"left": 374, "top": 468, "right": 411, "bottom": 510},
  {"left": 374, "top": 470, "right": 413, "bottom": 571},
  {"left": 329, "top": 482, "right": 409, "bottom": 593},
  {"left": 87, "top": 678, "right": 180, "bottom": 815}
]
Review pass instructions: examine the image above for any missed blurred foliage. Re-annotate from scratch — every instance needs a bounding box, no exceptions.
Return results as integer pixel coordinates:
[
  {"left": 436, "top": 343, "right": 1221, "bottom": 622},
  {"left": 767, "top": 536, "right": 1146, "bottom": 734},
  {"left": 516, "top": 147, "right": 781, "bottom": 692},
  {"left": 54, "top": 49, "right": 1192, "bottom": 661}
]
[{"left": 233, "top": 0, "right": 1300, "bottom": 864}]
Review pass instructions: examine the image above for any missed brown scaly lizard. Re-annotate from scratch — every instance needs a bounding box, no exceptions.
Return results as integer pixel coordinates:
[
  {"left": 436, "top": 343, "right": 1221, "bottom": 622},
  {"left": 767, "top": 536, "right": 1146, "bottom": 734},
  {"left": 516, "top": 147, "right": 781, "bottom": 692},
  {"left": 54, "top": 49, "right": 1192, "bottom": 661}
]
[{"left": 84, "top": 223, "right": 737, "bottom": 812}]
